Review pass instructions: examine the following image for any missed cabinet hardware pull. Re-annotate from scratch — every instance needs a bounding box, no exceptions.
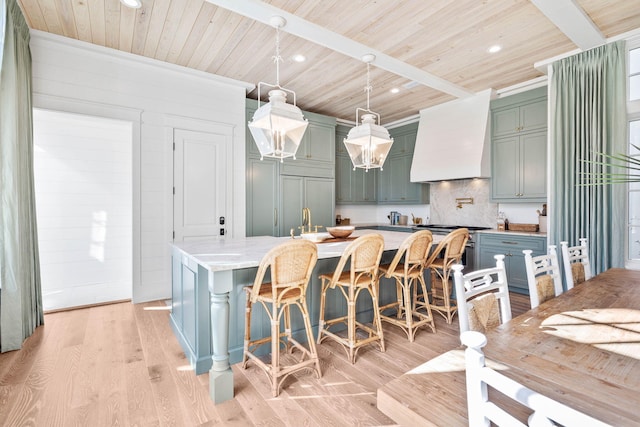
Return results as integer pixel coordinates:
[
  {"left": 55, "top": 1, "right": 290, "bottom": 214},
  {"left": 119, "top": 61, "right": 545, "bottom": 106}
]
[
  {"left": 501, "top": 241, "right": 519, "bottom": 245},
  {"left": 274, "top": 209, "right": 277, "bottom": 227}
]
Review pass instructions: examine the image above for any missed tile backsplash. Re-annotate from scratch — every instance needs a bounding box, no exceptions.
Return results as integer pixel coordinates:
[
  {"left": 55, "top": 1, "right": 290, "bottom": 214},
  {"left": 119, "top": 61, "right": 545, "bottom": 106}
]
[
  {"left": 430, "top": 179, "right": 498, "bottom": 227},
  {"left": 336, "top": 178, "right": 545, "bottom": 228}
]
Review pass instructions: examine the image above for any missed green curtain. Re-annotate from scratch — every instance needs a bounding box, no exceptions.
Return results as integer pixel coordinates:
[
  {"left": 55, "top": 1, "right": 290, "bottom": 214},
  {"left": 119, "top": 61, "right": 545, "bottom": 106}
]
[
  {"left": 0, "top": 0, "right": 43, "bottom": 352},
  {"left": 549, "top": 41, "right": 627, "bottom": 276}
]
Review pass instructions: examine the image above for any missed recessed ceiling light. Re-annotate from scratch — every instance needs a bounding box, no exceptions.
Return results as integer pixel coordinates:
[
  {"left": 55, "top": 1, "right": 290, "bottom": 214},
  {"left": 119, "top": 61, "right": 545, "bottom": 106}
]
[
  {"left": 293, "top": 54, "right": 306, "bottom": 62},
  {"left": 120, "top": 0, "right": 142, "bottom": 8},
  {"left": 390, "top": 88, "right": 400, "bottom": 94},
  {"left": 488, "top": 45, "right": 502, "bottom": 54}
]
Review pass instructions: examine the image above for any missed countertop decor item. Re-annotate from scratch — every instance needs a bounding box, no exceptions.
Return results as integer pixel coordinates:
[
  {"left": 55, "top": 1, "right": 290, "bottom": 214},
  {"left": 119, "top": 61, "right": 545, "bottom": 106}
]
[
  {"left": 248, "top": 16, "right": 308, "bottom": 162},
  {"left": 300, "top": 232, "right": 332, "bottom": 242},
  {"left": 507, "top": 223, "right": 539, "bottom": 232},
  {"left": 326, "top": 226, "right": 355, "bottom": 238}
]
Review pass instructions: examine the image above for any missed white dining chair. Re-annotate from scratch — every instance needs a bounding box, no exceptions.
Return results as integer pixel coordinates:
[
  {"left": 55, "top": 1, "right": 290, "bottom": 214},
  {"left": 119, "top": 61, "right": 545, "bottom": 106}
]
[
  {"left": 523, "top": 245, "right": 563, "bottom": 309},
  {"left": 452, "top": 255, "right": 512, "bottom": 335},
  {"left": 560, "top": 238, "right": 592, "bottom": 290},
  {"left": 461, "top": 331, "right": 610, "bottom": 427}
]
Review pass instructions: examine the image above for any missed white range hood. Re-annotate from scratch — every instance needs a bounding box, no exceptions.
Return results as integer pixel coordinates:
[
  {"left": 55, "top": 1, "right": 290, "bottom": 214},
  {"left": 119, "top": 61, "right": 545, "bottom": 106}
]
[{"left": 410, "top": 89, "right": 494, "bottom": 182}]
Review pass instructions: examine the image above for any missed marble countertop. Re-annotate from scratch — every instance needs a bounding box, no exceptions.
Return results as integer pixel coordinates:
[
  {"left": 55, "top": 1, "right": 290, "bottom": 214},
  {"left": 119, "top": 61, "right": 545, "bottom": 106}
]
[
  {"left": 352, "top": 223, "right": 417, "bottom": 231},
  {"left": 476, "top": 229, "right": 547, "bottom": 238},
  {"left": 173, "top": 229, "right": 443, "bottom": 273}
]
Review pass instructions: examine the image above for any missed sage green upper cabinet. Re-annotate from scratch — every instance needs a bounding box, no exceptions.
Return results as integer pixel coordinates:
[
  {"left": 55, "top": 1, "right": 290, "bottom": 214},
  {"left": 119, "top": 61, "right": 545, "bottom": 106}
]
[
  {"left": 492, "top": 99, "right": 547, "bottom": 138},
  {"left": 335, "top": 124, "right": 377, "bottom": 205},
  {"left": 377, "top": 122, "right": 429, "bottom": 205},
  {"left": 280, "top": 111, "right": 336, "bottom": 178},
  {"left": 492, "top": 133, "right": 547, "bottom": 200},
  {"left": 490, "top": 87, "right": 547, "bottom": 203},
  {"left": 246, "top": 99, "right": 336, "bottom": 236},
  {"left": 246, "top": 157, "right": 279, "bottom": 237}
]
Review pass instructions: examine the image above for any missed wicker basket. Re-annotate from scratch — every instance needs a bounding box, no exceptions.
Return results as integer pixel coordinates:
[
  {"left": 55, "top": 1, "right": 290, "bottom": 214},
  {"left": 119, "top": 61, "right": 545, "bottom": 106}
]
[{"left": 507, "top": 223, "right": 539, "bottom": 232}]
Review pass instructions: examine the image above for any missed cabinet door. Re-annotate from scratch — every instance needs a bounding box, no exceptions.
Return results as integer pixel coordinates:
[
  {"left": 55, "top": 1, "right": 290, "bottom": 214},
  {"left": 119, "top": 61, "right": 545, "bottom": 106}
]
[
  {"left": 520, "top": 132, "right": 547, "bottom": 200},
  {"left": 491, "top": 136, "right": 520, "bottom": 200},
  {"left": 477, "top": 245, "right": 506, "bottom": 270},
  {"left": 302, "top": 123, "right": 335, "bottom": 162},
  {"left": 304, "top": 177, "right": 335, "bottom": 230},
  {"left": 377, "top": 166, "right": 389, "bottom": 203},
  {"left": 246, "top": 157, "right": 279, "bottom": 237},
  {"left": 355, "top": 167, "right": 377, "bottom": 203},
  {"left": 492, "top": 107, "right": 520, "bottom": 138},
  {"left": 335, "top": 128, "right": 348, "bottom": 156},
  {"left": 280, "top": 175, "right": 305, "bottom": 236},
  {"left": 336, "top": 155, "right": 354, "bottom": 204},
  {"left": 507, "top": 252, "right": 530, "bottom": 294},
  {"left": 389, "top": 156, "right": 410, "bottom": 202},
  {"left": 519, "top": 100, "right": 547, "bottom": 133}
]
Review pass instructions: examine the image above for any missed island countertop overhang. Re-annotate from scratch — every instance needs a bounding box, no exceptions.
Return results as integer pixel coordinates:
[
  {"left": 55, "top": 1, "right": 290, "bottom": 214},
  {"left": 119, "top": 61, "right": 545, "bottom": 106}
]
[{"left": 171, "top": 229, "right": 444, "bottom": 273}]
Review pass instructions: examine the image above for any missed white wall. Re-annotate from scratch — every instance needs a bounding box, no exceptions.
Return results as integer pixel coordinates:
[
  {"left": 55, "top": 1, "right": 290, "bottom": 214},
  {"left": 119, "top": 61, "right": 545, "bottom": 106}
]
[
  {"left": 335, "top": 204, "right": 430, "bottom": 225},
  {"left": 30, "top": 31, "right": 252, "bottom": 303},
  {"left": 34, "top": 110, "right": 133, "bottom": 310}
]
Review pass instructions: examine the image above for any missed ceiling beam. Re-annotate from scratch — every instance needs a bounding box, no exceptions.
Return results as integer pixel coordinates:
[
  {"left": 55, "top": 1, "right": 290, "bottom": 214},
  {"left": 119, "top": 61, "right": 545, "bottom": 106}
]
[
  {"left": 530, "top": 0, "right": 605, "bottom": 51},
  {"left": 205, "top": 0, "right": 474, "bottom": 99}
]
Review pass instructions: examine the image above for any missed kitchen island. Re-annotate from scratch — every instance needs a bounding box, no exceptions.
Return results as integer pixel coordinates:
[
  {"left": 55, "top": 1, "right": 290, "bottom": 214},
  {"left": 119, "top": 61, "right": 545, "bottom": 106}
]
[{"left": 170, "top": 229, "right": 439, "bottom": 403}]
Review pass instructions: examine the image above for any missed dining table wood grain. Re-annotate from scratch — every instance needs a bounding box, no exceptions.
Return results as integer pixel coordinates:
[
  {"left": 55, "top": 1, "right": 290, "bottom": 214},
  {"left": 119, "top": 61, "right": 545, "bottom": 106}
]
[{"left": 377, "top": 268, "right": 640, "bottom": 426}]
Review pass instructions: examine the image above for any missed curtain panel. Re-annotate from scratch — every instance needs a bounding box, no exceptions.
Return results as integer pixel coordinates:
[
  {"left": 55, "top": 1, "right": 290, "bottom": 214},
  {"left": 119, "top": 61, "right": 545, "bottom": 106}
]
[
  {"left": 549, "top": 41, "right": 627, "bottom": 276},
  {"left": 0, "top": 0, "right": 43, "bottom": 352}
]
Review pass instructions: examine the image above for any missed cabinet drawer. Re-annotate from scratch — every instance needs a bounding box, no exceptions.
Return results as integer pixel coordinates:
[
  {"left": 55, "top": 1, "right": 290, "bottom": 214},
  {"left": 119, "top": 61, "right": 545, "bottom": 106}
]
[{"left": 478, "top": 233, "right": 546, "bottom": 252}]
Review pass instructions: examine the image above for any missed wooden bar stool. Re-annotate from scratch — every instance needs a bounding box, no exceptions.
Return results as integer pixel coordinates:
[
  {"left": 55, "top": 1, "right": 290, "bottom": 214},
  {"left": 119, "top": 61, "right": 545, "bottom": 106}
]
[
  {"left": 417, "top": 228, "right": 469, "bottom": 324},
  {"left": 241, "top": 239, "right": 322, "bottom": 397},
  {"left": 317, "top": 233, "right": 386, "bottom": 364},
  {"left": 378, "top": 230, "right": 436, "bottom": 342}
]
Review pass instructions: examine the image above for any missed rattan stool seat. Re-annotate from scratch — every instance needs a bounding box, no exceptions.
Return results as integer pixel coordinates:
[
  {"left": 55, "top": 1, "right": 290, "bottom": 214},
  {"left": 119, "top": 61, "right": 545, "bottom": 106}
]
[
  {"left": 317, "top": 233, "right": 386, "bottom": 364},
  {"left": 378, "top": 230, "right": 436, "bottom": 342},
  {"left": 242, "top": 239, "right": 322, "bottom": 397}
]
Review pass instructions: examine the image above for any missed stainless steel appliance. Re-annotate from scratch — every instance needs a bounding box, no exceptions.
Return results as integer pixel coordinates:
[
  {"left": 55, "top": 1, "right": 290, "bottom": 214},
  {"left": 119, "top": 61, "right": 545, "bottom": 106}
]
[{"left": 412, "top": 224, "right": 491, "bottom": 272}]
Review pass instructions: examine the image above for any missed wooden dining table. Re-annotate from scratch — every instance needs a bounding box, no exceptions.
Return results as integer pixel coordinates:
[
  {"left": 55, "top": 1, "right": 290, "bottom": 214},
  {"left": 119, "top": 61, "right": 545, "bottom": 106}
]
[{"left": 377, "top": 268, "right": 640, "bottom": 426}]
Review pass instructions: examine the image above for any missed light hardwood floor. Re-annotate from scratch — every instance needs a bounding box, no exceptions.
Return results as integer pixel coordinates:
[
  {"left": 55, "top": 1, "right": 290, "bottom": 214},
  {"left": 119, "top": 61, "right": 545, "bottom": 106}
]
[{"left": 0, "top": 293, "right": 529, "bottom": 426}]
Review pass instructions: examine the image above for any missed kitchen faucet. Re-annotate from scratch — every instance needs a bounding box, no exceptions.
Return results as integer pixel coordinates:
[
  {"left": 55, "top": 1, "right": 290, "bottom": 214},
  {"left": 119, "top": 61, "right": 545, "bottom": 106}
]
[{"left": 299, "top": 207, "right": 322, "bottom": 234}]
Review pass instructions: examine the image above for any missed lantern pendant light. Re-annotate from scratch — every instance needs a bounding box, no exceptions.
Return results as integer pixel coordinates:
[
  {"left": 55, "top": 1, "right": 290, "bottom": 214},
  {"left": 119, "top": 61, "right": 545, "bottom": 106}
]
[
  {"left": 248, "top": 16, "right": 308, "bottom": 162},
  {"left": 343, "top": 54, "right": 394, "bottom": 171}
]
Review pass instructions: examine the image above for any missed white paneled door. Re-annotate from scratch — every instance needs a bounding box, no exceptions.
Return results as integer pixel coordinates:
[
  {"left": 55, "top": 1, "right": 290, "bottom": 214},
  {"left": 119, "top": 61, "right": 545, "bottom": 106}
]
[{"left": 173, "top": 129, "right": 228, "bottom": 241}]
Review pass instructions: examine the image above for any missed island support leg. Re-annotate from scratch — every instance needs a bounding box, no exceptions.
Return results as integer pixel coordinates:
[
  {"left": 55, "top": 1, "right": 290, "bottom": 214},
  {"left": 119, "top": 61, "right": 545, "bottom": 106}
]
[{"left": 208, "top": 270, "right": 234, "bottom": 403}]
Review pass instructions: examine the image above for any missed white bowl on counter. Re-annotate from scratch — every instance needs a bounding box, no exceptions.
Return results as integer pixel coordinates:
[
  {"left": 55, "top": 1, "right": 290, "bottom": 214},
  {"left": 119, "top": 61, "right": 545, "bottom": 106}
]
[
  {"left": 300, "top": 232, "right": 332, "bottom": 242},
  {"left": 326, "top": 225, "right": 355, "bottom": 238}
]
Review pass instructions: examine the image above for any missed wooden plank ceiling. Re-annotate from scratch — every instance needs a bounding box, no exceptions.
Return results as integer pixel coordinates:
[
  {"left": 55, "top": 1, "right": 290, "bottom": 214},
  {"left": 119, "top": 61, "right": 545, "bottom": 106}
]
[{"left": 16, "top": 0, "right": 640, "bottom": 124}]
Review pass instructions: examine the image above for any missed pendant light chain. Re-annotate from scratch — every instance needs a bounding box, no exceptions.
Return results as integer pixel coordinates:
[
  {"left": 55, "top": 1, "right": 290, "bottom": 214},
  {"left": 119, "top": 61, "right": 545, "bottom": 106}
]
[
  {"left": 365, "top": 62, "right": 373, "bottom": 111},
  {"left": 273, "top": 25, "right": 283, "bottom": 87}
]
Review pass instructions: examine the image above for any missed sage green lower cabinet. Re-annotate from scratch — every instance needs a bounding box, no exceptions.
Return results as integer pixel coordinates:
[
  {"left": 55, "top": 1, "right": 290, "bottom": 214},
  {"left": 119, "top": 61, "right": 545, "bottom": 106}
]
[
  {"left": 170, "top": 247, "right": 213, "bottom": 374},
  {"left": 170, "top": 245, "right": 399, "bottom": 372},
  {"left": 476, "top": 232, "right": 547, "bottom": 295},
  {"left": 280, "top": 175, "right": 335, "bottom": 235}
]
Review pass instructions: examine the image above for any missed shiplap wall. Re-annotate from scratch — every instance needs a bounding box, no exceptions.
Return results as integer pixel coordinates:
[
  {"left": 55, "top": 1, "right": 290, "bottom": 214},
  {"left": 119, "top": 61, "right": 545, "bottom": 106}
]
[
  {"left": 34, "top": 110, "right": 133, "bottom": 310},
  {"left": 30, "top": 30, "right": 252, "bottom": 303}
]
